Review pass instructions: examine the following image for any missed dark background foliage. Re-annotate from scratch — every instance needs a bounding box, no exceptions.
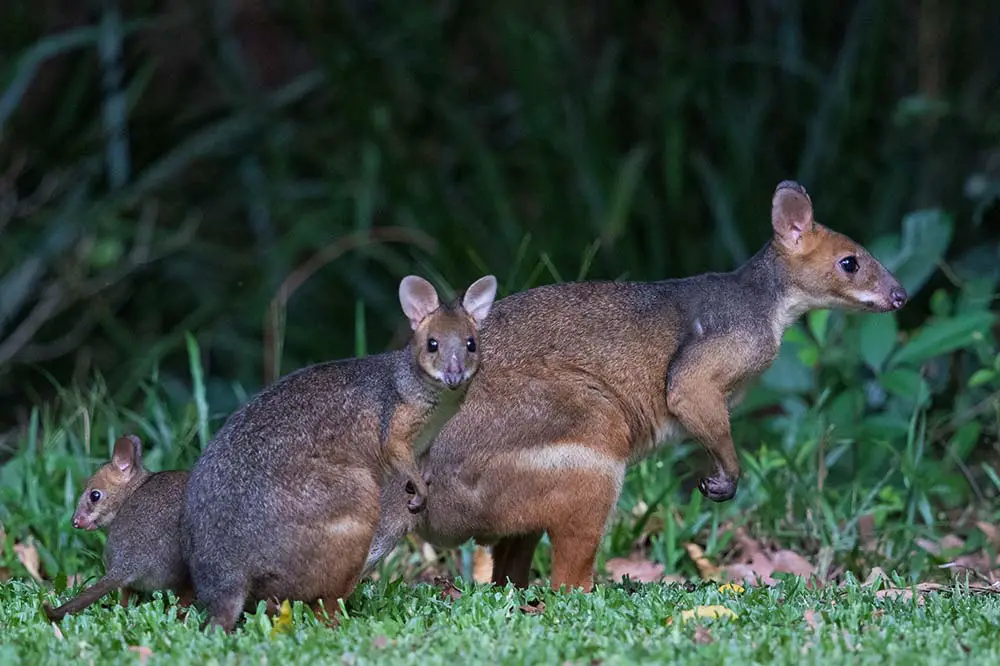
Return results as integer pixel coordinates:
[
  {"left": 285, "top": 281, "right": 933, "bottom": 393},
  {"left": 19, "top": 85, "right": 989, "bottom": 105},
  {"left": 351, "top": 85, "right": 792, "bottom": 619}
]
[
  {"left": 1, "top": 0, "right": 1000, "bottom": 604},
  {"left": 1, "top": 0, "right": 998, "bottom": 439}
]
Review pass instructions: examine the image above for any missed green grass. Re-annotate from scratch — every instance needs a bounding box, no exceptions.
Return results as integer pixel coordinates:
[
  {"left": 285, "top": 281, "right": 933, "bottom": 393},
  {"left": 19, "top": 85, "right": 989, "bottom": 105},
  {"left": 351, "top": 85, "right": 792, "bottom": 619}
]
[
  {"left": 3, "top": 576, "right": 999, "bottom": 665},
  {"left": 0, "top": 266, "right": 997, "bottom": 663},
  {"left": 0, "top": 378, "right": 998, "bottom": 664}
]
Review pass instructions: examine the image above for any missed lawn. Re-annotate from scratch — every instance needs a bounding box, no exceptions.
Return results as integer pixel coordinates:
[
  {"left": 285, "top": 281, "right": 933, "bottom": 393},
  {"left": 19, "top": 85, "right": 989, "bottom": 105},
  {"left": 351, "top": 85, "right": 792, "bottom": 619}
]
[
  {"left": 3, "top": 574, "right": 999, "bottom": 665},
  {"left": 2, "top": 372, "right": 1000, "bottom": 665}
]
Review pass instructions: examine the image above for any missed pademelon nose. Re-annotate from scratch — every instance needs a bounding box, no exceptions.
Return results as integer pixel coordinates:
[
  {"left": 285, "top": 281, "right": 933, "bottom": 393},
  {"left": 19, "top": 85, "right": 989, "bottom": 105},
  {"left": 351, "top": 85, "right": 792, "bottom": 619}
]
[{"left": 891, "top": 287, "right": 908, "bottom": 309}]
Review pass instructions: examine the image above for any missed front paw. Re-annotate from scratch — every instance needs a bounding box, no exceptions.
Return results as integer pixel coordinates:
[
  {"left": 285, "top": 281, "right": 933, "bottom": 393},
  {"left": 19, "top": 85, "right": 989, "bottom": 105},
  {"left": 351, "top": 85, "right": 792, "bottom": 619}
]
[{"left": 697, "top": 473, "right": 738, "bottom": 502}]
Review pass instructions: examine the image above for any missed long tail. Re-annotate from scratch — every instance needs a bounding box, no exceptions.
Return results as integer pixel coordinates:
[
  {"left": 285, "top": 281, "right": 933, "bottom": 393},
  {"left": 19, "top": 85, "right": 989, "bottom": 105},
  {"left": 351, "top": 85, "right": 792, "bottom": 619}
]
[{"left": 43, "top": 576, "right": 121, "bottom": 621}]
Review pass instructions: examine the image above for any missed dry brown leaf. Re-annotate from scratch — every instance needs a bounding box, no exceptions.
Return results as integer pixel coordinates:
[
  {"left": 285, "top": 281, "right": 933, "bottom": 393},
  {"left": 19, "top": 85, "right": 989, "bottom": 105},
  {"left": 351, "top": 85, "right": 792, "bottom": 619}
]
[
  {"left": 875, "top": 588, "right": 924, "bottom": 605},
  {"left": 472, "top": 546, "right": 493, "bottom": 584},
  {"left": 941, "top": 534, "right": 966, "bottom": 551},
  {"left": 976, "top": 522, "right": 1000, "bottom": 549},
  {"left": 857, "top": 514, "right": 876, "bottom": 550},
  {"left": 917, "top": 534, "right": 966, "bottom": 558},
  {"left": 128, "top": 646, "right": 153, "bottom": 664},
  {"left": 372, "top": 635, "right": 389, "bottom": 650},
  {"left": 862, "top": 567, "right": 889, "bottom": 588},
  {"left": 722, "top": 563, "right": 776, "bottom": 587},
  {"left": 606, "top": 557, "right": 665, "bottom": 583},
  {"left": 14, "top": 538, "right": 42, "bottom": 582},
  {"left": 802, "top": 609, "right": 819, "bottom": 630},
  {"left": 692, "top": 625, "right": 713, "bottom": 645},
  {"left": 0, "top": 568, "right": 9, "bottom": 582},
  {"left": 518, "top": 600, "right": 545, "bottom": 615},
  {"left": 683, "top": 543, "right": 721, "bottom": 580},
  {"left": 731, "top": 527, "right": 763, "bottom": 556},
  {"left": 434, "top": 577, "right": 462, "bottom": 602},
  {"left": 771, "top": 550, "right": 815, "bottom": 578},
  {"left": 944, "top": 552, "right": 996, "bottom": 577}
]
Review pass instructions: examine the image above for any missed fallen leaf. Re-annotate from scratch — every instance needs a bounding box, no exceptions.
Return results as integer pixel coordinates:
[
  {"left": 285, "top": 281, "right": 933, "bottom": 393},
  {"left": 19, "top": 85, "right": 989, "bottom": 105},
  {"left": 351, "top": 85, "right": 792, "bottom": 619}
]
[
  {"left": 692, "top": 625, "right": 713, "bottom": 645},
  {"left": 434, "top": 577, "right": 462, "bottom": 602},
  {"left": 14, "top": 538, "right": 42, "bottom": 582},
  {"left": 270, "top": 599, "right": 293, "bottom": 638},
  {"left": 372, "top": 635, "right": 389, "bottom": 650},
  {"left": 874, "top": 588, "right": 924, "bottom": 605},
  {"left": 718, "top": 583, "right": 745, "bottom": 595},
  {"left": 917, "top": 534, "right": 965, "bottom": 558},
  {"left": 732, "top": 527, "right": 763, "bottom": 557},
  {"left": 0, "top": 568, "right": 9, "bottom": 582},
  {"left": 683, "top": 543, "right": 721, "bottom": 581},
  {"left": 857, "top": 514, "right": 876, "bottom": 550},
  {"left": 862, "top": 567, "right": 889, "bottom": 588},
  {"left": 976, "top": 522, "right": 1000, "bottom": 549},
  {"left": 472, "top": 546, "right": 493, "bottom": 584},
  {"left": 128, "top": 646, "right": 153, "bottom": 664},
  {"left": 606, "top": 557, "right": 665, "bottom": 583},
  {"left": 723, "top": 563, "right": 773, "bottom": 587},
  {"left": 518, "top": 600, "right": 545, "bottom": 615},
  {"left": 667, "top": 605, "right": 738, "bottom": 625},
  {"left": 51, "top": 622, "right": 64, "bottom": 641},
  {"left": 802, "top": 609, "right": 819, "bottom": 630},
  {"left": 421, "top": 542, "right": 437, "bottom": 562},
  {"left": 771, "top": 550, "right": 815, "bottom": 578},
  {"left": 941, "top": 534, "right": 966, "bottom": 551}
]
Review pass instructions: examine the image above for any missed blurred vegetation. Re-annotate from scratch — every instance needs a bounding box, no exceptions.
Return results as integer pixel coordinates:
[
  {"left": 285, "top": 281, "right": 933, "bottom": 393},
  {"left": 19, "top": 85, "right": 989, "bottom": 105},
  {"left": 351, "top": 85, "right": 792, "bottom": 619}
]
[{"left": 2, "top": 0, "right": 1000, "bottom": 572}]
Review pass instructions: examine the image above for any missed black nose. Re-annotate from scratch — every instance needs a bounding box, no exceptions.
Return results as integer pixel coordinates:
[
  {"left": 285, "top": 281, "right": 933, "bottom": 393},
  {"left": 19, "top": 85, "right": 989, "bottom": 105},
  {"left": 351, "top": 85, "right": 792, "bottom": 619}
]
[{"left": 890, "top": 287, "right": 907, "bottom": 310}]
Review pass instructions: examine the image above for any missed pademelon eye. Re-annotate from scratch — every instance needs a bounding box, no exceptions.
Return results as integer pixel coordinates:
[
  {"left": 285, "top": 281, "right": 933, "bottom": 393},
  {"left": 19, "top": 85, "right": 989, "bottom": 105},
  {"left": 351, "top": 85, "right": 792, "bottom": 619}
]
[
  {"left": 426, "top": 338, "right": 439, "bottom": 353},
  {"left": 89, "top": 490, "right": 102, "bottom": 503},
  {"left": 466, "top": 337, "right": 477, "bottom": 353},
  {"left": 839, "top": 256, "right": 859, "bottom": 274}
]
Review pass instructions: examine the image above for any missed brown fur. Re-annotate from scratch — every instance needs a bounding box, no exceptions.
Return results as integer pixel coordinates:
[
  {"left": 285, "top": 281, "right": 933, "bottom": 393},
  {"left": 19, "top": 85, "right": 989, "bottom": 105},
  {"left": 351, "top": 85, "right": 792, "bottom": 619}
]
[
  {"left": 183, "top": 274, "right": 497, "bottom": 633},
  {"left": 364, "top": 180, "right": 908, "bottom": 592},
  {"left": 43, "top": 435, "right": 193, "bottom": 621}
]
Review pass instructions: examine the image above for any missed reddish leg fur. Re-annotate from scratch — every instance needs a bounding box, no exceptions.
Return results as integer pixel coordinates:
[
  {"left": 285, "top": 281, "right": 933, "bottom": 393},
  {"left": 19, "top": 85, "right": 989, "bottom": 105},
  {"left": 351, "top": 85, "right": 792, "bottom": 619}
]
[{"left": 666, "top": 334, "right": 773, "bottom": 501}]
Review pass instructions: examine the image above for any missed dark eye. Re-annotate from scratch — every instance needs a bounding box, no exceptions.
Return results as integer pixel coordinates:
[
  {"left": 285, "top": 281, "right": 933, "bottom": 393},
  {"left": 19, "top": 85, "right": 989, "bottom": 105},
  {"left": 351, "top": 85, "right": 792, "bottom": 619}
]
[
  {"left": 839, "top": 256, "right": 859, "bottom": 274},
  {"left": 89, "top": 490, "right": 102, "bottom": 503},
  {"left": 466, "top": 337, "right": 477, "bottom": 353},
  {"left": 426, "top": 338, "right": 438, "bottom": 353}
]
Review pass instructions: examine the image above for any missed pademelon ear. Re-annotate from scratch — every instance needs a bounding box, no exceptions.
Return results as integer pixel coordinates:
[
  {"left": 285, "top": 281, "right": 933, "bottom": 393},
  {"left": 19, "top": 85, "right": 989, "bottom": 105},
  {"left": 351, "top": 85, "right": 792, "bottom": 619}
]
[
  {"left": 771, "top": 180, "right": 815, "bottom": 251},
  {"left": 111, "top": 434, "right": 142, "bottom": 475},
  {"left": 399, "top": 275, "right": 441, "bottom": 331},
  {"left": 462, "top": 275, "right": 498, "bottom": 326}
]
